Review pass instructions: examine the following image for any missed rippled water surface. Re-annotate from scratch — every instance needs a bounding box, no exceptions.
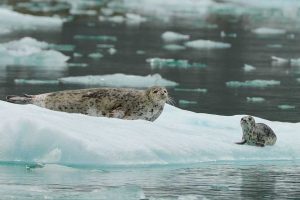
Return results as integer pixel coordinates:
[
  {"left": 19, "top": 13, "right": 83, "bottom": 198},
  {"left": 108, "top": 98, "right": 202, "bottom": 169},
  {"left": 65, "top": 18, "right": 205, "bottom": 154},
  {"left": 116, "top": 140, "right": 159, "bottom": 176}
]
[{"left": 1, "top": 161, "right": 300, "bottom": 200}]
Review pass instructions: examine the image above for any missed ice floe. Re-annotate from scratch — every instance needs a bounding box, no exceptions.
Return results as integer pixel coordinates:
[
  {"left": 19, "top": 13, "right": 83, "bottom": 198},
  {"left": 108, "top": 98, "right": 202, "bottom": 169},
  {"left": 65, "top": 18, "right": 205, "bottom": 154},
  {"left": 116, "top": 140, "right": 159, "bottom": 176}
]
[
  {"left": 0, "top": 8, "right": 62, "bottom": 33},
  {"left": 185, "top": 40, "right": 231, "bottom": 49},
  {"left": 271, "top": 56, "right": 300, "bottom": 66},
  {"left": 0, "top": 37, "right": 69, "bottom": 68},
  {"left": 220, "top": 31, "right": 237, "bottom": 38},
  {"left": 163, "top": 44, "right": 186, "bottom": 51},
  {"left": 15, "top": 74, "right": 178, "bottom": 87},
  {"left": 99, "top": 13, "right": 146, "bottom": 25},
  {"left": 174, "top": 88, "right": 207, "bottom": 93},
  {"left": 1, "top": 100, "right": 300, "bottom": 166},
  {"left": 246, "top": 97, "right": 266, "bottom": 103},
  {"left": 243, "top": 64, "right": 256, "bottom": 72},
  {"left": 252, "top": 28, "right": 286, "bottom": 35},
  {"left": 74, "top": 35, "right": 117, "bottom": 42},
  {"left": 146, "top": 58, "right": 207, "bottom": 69},
  {"left": 161, "top": 31, "right": 190, "bottom": 42},
  {"left": 226, "top": 80, "right": 280, "bottom": 88}
]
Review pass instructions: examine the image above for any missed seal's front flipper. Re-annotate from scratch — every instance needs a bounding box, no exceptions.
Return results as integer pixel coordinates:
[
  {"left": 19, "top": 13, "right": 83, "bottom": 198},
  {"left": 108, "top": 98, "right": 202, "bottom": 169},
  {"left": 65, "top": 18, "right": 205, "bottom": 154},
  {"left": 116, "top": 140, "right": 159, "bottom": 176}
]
[
  {"left": 6, "top": 94, "right": 33, "bottom": 104},
  {"left": 235, "top": 140, "right": 247, "bottom": 145}
]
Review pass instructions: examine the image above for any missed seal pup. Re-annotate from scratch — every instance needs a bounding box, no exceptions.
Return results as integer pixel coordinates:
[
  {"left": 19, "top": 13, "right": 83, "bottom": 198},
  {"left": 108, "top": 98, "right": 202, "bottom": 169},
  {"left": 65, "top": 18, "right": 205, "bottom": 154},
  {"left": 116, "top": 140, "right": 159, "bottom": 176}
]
[
  {"left": 236, "top": 115, "right": 277, "bottom": 147},
  {"left": 6, "top": 86, "right": 170, "bottom": 122}
]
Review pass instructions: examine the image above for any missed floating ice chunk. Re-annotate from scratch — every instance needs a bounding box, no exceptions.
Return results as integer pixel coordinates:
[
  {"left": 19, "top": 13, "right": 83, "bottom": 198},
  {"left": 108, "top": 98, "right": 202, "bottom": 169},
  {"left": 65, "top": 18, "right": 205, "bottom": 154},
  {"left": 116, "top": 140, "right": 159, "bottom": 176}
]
[
  {"left": 287, "top": 34, "right": 296, "bottom": 40},
  {"left": 73, "top": 52, "right": 83, "bottom": 58},
  {"left": 226, "top": 80, "right": 280, "bottom": 88},
  {"left": 243, "top": 64, "right": 256, "bottom": 72},
  {"left": 108, "top": 48, "right": 117, "bottom": 55},
  {"left": 136, "top": 50, "right": 146, "bottom": 55},
  {"left": 49, "top": 44, "right": 75, "bottom": 52},
  {"left": 291, "top": 58, "right": 300, "bottom": 66},
  {"left": 14, "top": 79, "right": 59, "bottom": 85},
  {"left": 125, "top": 13, "right": 147, "bottom": 24},
  {"left": 271, "top": 56, "right": 289, "bottom": 65},
  {"left": 161, "top": 31, "right": 190, "bottom": 42},
  {"left": 58, "top": 73, "right": 178, "bottom": 87},
  {"left": 220, "top": 31, "right": 237, "bottom": 38},
  {"left": 99, "top": 15, "right": 125, "bottom": 23},
  {"left": 101, "top": 8, "right": 114, "bottom": 16},
  {"left": 97, "top": 44, "right": 115, "bottom": 49},
  {"left": 185, "top": 40, "right": 231, "bottom": 49},
  {"left": 179, "top": 100, "right": 197, "bottom": 107},
  {"left": 88, "top": 52, "right": 103, "bottom": 59},
  {"left": 267, "top": 44, "right": 283, "bottom": 49},
  {"left": 146, "top": 58, "right": 206, "bottom": 69},
  {"left": 1, "top": 101, "right": 300, "bottom": 165},
  {"left": 246, "top": 97, "right": 266, "bottom": 103},
  {"left": 0, "top": 8, "right": 62, "bottom": 32},
  {"left": 0, "top": 27, "right": 11, "bottom": 35},
  {"left": 174, "top": 88, "right": 207, "bottom": 93},
  {"left": 67, "top": 63, "right": 88, "bottom": 67},
  {"left": 74, "top": 35, "right": 117, "bottom": 42},
  {"left": 0, "top": 37, "right": 69, "bottom": 67},
  {"left": 278, "top": 105, "right": 296, "bottom": 110},
  {"left": 163, "top": 44, "right": 186, "bottom": 51},
  {"left": 252, "top": 28, "right": 286, "bottom": 35}
]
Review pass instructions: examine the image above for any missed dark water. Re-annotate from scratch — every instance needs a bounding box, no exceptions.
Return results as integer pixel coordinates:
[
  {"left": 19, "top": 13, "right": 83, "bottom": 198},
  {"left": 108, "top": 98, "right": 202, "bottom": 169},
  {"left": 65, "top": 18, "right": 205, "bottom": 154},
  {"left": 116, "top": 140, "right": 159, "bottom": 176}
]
[
  {"left": 0, "top": 161, "right": 300, "bottom": 200},
  {"left": 1, "top": 0, "right": 300, "bottom": 122}
]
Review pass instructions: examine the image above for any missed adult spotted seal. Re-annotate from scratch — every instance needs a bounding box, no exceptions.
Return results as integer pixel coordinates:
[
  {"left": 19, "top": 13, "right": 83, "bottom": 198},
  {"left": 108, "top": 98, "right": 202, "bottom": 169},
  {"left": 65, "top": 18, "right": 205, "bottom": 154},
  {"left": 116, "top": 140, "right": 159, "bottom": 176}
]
[
  {"left": 236, "top": 115, "right": 277, "bottom": 147},
  {"left": 6, "top": 86, "right": 171, "bottom": 122}
]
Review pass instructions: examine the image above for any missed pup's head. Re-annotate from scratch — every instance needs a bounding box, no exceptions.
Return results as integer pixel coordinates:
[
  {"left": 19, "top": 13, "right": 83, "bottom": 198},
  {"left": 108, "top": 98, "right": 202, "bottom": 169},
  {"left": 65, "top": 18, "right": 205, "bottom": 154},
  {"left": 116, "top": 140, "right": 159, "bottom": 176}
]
[
  {"left": 240, "top": 115, "right": 256, "bottom": 131},
  {"left": 146, "top": 86, "right": 169, "bottom": 104}
]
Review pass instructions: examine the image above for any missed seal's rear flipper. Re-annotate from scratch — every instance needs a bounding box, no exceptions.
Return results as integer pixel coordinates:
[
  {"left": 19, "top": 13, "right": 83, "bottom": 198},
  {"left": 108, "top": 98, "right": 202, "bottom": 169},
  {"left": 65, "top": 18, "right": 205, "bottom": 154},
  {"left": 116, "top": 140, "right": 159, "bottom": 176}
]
[
  {"left": 6, "top": 94, "right": 33, "bottom": 104},
  {"left": 235, "top": 140, "right": 247, "bottom": 145}
]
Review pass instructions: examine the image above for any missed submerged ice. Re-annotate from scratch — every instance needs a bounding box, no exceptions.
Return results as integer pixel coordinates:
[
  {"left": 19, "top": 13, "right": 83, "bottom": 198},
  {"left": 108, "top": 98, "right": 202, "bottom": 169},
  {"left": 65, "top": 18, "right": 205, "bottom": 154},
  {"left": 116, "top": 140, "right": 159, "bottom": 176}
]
[{"left": 0, "top": 101, "right": 300, "bottom": 166}]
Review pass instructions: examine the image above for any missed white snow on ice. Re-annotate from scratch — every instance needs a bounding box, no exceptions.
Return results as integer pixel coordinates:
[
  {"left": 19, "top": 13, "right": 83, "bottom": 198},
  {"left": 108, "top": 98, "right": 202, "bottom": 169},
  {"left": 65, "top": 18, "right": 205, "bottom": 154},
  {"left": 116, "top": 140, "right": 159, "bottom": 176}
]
[
  {"left": 0, "top": 101, "right": 299, "bottom": 166},
  {"left": 0, "top": 37, "right": 69, "bottom": 67},
  {"left": 0, "top": 8, "right": 62, "bottom": 33}
]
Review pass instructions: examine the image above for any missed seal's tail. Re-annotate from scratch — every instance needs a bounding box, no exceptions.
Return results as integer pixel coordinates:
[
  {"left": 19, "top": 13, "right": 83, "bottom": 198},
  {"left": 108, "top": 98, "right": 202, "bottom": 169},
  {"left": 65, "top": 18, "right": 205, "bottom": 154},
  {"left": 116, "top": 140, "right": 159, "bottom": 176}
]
[{"left": 6, "top": 94, "right": 33, "bottom": 104}]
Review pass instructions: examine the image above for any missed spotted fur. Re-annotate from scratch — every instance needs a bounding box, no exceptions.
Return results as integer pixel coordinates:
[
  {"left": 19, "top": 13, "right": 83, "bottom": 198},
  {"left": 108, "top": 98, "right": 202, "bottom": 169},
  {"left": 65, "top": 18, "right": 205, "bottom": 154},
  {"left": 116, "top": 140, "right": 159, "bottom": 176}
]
[
  {"left": 236, "top": 115, "right": 277, "bottom": 147},
  {"left": 6, "top": 86, "right": 169, "bottom": 122}
]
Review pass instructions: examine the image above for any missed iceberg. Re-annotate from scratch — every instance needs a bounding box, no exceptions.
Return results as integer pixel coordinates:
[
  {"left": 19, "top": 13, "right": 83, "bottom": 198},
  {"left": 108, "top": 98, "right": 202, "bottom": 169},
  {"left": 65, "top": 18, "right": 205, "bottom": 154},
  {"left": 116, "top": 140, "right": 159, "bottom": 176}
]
[
  {"left": 0, "top": 37, "right": 69, "bottom": 68},
  {"left": 0, "top": 101, "right": 300, "bottom": 166},
  {"left": 226, "top": 80, "right": 280, "bottom": 88},
  {"left": 243, "top": 64, "right": 256, "bottom": 72},
  {"left": 146, "top": 58, "right": 206, "bottom": 69},
  {"left": 185, "top": 40, "right": 231, "bottom": 49},
  {"left": 161, "top": 31, "right": 190, "bottom": 42},
  {"left": 58, "top": 74, "right": 178, "bottom": 87},
  {"left": 252, "top": 28, "right": 286, "bottom": 35},
  {"left": 0, "top": 8, "right": 62, "bottom": 33}
]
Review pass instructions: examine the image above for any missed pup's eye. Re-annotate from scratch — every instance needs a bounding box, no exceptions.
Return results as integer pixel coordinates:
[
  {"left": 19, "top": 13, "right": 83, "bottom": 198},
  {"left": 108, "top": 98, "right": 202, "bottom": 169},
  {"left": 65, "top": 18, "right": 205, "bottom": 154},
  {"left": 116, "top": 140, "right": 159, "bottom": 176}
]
[{"left": 153, "top": 90, "right": 158, "bottom": 93}]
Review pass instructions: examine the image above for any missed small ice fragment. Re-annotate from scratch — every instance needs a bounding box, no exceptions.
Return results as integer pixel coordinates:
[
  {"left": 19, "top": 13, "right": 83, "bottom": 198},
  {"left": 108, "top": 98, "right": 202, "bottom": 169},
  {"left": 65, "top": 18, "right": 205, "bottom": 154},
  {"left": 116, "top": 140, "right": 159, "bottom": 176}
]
[
  {"left": 125, "top": 13, "right": 147, "bottom": 24},
  {"left": 220, "top": 31, "right": 237, "bottom": 38},
  {"left": 88, "top": 52, "right": 103, "bottom": 59},
  {"left": 271, "top": 56, "right": 289, "bottom": 65},
  {"left": 73, "top": 52, "right": 83, "bottom": 58},
  {"left": 246, "top": 97, "right": 265, "bottom": 103},
  {"left": 163, "top": 44, "right": 186, "bottom": 51},
  {"left": 175, "top": 88, "right": 207, "bottom": 93},
  {"left": 161, "top": 31, "right": 190, "bottom": 42},
  {"left": 291, "top": 58, "right": 300, "bottom": 66},
  {"left": 287, "top": 34, "right": 295, "bottom": 40},
  {"left": 108, "top": 48, "right": 117, "bottom": 55},
  {"left": 99, "top": 15, "right": 125, "bottom": 23},
  {"left": 146, "top": 58, "right": 206, "bottom": 69},
  {"left": 97, "top": 44, "right": 115, "bottom": 49},
  {"left": 179, "top": 100, "right": 197, "bottom": 107},
  {"left": 185, "top": 40, "right": 231, "bottom": 49},
  {"left": 26, "top": 163, "right": 45, "bottom": 170},
  {"left": 243, "top": 64, "right": 256, "bottom": 72},
  {"left": 67, "top": 63, "right": 88, "bottom": 67},
  {"left": 101, "top": 8, "right": 114, "bottom": 16},
  {"left": 267, "top": 44, "right": 282, "bottom": 48},
  {"left": 252, "top": 28, "right": 286, "bottom": 35},
  {"left": 74, "top": 35, "right": 117, "bottom": 42},
  {"left": 226, "top": 80, "right": 280, "bottom": 88},
  {"left": 278, "top": 105, "right": 296, "bottom": 110},
  {"left": 136, "top": 50, "right": 145, "bottom": 55}
]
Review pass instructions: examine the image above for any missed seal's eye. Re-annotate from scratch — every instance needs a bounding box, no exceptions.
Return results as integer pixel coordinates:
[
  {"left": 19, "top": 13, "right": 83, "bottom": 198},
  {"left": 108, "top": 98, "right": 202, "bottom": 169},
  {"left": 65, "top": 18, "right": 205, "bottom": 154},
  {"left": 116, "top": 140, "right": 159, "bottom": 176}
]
[
  {"left": 163, "top": 90, "right": 167, "bottom": 93},
  {"left": 153, "top": 90, "right": 158, "bottom": 93}
]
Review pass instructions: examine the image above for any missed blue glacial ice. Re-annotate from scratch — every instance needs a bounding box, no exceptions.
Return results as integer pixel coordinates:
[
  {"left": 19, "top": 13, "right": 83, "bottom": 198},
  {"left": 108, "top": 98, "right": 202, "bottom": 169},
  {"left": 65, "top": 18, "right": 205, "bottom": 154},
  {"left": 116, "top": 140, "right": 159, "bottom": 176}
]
[
  {"left": 0, "top": 8, "right": 62, "bottom": 33},
  {"left": 0, "top": 101, "right": 300, "bottom": 166},
  {"left": 0, "top": 37, "right": 69, "bottom": 68}
]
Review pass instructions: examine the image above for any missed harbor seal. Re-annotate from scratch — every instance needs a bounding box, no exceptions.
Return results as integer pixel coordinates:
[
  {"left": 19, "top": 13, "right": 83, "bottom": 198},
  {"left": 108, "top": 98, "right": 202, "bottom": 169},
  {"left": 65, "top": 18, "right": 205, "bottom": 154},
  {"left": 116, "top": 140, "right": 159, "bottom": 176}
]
[
  {"left": 6, "top": 86, "right": 170, "bottom": 122},
  {"left": 236, "top": 115, "right": 277, "bottom": 147}
]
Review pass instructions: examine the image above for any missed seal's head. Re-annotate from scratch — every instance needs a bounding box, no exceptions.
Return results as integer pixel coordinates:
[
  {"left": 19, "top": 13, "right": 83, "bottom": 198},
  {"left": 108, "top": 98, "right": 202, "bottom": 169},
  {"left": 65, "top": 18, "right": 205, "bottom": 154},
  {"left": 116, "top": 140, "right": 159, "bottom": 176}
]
[
  {"left": 146, "top": 86, "right": 169, "bottom": 104},
  {"left": 240, "top": 115, "right": 255, "bottom": 131}
]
